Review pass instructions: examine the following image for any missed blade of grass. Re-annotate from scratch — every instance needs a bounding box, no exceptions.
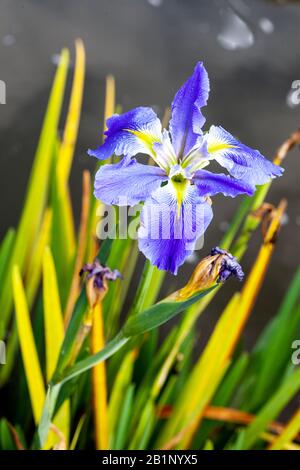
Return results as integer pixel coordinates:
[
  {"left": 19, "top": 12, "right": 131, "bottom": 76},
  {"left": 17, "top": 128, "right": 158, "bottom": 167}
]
[
  {"left": 70, "top": 414, "right": 86, "bottom": 450},
  {"left": 195, "top": 353, "right": 249, "bottom": 448},
  {"left": 0, "top": 48, "right": 69, "bottom": 340},
  {"left": 232, "top": 367, "right": 300, "bottom": 449},
  {"left": 0, "top": 210, "right": 52, "bottom": 386},
  {"left": 91, "top": 302, "right": 109, "bottom": 449},
  {"left": 43, "top": 247, "right": 70, "bottom": 444},
  {"left": 12, "top": 265, "right": 46, "bottom": 424},
  {"left": 51, "top": 40, "right": 86, "bottom": 296},
  {"left": 26, "top": 209, "right": 53, "bottom": 305},
  {"left": 0, "top": 419, "right": 15, "bottom": 450},
  {"left": 108, "top": 350, "right": 136, "bottom": 447},
  {"left": 57, "top": 39, "right": 85, "bottom": 184},
  {"left": 64, "top": 170, "right": 91, "bottom": 327},
  {"left": 103, "top": 75, "right": 115, "bottom": 134},
  {"left": 0, "top": 228, "right": 15, "bottom": 286},
  {"left": 244, "top": 266, "right": 300, "bottom": 410},
  {"left": 268, "top": 408, "right": 300, "bottom": 450},
  {"left": 113, "top": 384, "right": 135, "bottom": 450},
  {"left": 128, "top": 261, "right": 156, "bottom": 317},
  {"left": 12, "top": 265, "right": 65, "bottom": 448},
  {"left": 129, "top": 400, "right": 155, "bottom": 450},
  {"left": 105, "top": 240, "right": 139, "bottom": 338}
]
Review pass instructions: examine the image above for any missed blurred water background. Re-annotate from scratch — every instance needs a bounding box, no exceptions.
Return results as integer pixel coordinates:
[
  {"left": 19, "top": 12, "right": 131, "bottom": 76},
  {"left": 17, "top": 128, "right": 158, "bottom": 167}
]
[{"left": 0, "top": 0, "right": 300, "bottom": 348}]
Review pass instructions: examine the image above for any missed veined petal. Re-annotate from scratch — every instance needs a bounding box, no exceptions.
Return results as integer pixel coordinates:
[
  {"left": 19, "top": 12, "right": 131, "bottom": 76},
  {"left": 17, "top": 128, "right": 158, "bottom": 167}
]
[
  {"left": 193, "top": 169, "right": 254, "bottom": 198},
  {"left": 169, "top": 62, "right": 210, "bottom": 159},
  {"left": 94, "top": 158, "right": 167, "bottom": 206},
  {"left": 88, "top": 107, "right": 162, "bottom": 161},
  {"left": 181, "top": 138, "right": 210, "bottom": 171},
  {"left": 153, "top": 129, "right": 177, "bottom": 170},
  {"left": 205, "top": 126, "right": 284, "bottom": 188},
  {"left": 138, "top": 183, "right": 213, "bottom": 274}
]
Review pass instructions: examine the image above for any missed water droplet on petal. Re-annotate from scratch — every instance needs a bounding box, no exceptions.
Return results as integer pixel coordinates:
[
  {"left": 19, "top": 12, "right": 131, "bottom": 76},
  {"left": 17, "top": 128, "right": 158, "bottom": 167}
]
[
  {"left": 2, "top": 34, "right": 16, "bottom": 46},
  {"left": 259, "top": 17, "right": 274, "bottom": 34},
  {"left": 217, "top": 8, "right": 254, "bottom": 50}
]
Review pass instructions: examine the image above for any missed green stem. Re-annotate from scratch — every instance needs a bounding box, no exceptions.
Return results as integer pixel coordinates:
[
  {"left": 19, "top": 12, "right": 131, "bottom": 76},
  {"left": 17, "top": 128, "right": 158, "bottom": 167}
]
[{"left": 128, "top": 260, "right": 156, "bottom": 317}]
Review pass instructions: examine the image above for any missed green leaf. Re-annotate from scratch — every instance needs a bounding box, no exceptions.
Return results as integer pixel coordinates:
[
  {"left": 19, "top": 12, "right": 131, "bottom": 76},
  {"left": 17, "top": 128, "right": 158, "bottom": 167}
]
[
  {"left": 112, "top": 384, "right": 135, "bottom": 450},
  {"left": 0, "top": 419, "right": 15, "bottom": 450},
  {"left": 242, "top": 267, "right": 300, "bottom": 410},
  {"left": 129, "top": 400, "right": 155, "bottom": 450},
  {"left": 108, "top": 351, "right": 135, "bottom": 446},
  {"left": 123, "top": 288, "right": 216, "bottom": 337},
  {"left": 12, "top": 265, "right": 46, "bottom": 424},
  {"left": 0, "top": 48, "right": 69, "bottom": 340},
  {"left": 232, "top": 367, "right": 300, "bottom": 450},
  {"left": 43, "top": 246, "right": 70, "bottom": 443},
  {"left": 0, "top": 228, "right": 15, "bottom": 286}
]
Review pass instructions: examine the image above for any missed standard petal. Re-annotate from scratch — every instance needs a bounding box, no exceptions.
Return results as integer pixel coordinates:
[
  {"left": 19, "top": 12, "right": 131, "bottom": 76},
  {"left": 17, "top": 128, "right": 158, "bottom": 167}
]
[
  {"left": 169, "top": 62, "right": 210, "bottom": 159},
  {"left": 153, "top": 129, "right": 177, "bottom": 170},
  {"left": 88, "top": 107, "right": 162, "bottom": 160},
  {"left": 193, "top": 169, "right": 254, "bottom": 198},
  {"left": 138, "top": 184, "right": 213, "bottom": 274},
  {"left": 205, "top": 125, "right": 284, "bottom": 188},
  {"left": 94, "top": 159, "right": 167, "bottom": 206}
]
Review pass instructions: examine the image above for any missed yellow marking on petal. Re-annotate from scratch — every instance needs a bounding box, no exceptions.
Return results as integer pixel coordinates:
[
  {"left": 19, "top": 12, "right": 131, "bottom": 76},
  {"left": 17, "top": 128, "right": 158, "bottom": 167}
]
[
  {"left": 171, "top": 179, "right": 188, "bottom": 219},
  {"left": 126, "top": 129, "right": 160, "bottom": 154},
  {"left": 207, "top": 140, "right": 235, "bottom": 154}
]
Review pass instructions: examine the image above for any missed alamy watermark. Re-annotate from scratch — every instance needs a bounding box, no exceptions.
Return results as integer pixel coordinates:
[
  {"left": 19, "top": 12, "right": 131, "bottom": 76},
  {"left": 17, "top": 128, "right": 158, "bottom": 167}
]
[
  {"left": 291, "top": 340, "right": 300, "bottom": 366},
  {"left": 287, "top": 80, "right": 300, "bottom": 108},
  {"left": 95, "top": 199, "right": 208, "bottom": 250},
  {"left": 0, "top": 80, "right": 6, "bottom": 104},
  {"left": 0, "top": 340, "right": 6, "bottom": 365}
]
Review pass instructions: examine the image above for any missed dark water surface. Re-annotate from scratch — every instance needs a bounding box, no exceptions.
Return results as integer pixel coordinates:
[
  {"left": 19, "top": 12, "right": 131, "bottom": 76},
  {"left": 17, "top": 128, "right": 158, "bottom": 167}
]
[{"left": 1, "top": 0, "right": 300, "bottom": 348}]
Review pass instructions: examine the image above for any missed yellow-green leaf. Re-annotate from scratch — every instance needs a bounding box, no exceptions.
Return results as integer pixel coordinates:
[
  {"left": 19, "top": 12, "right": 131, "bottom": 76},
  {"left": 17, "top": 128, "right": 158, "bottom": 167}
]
[
  {"left": 43, "top": 247, "right": 70, "bottom": 443},
  {"left": 12, "top": 265, "right": 45, "bottom": 424},
  {"left": 0, "top": 48, "right": 69, "bottom": 340}
]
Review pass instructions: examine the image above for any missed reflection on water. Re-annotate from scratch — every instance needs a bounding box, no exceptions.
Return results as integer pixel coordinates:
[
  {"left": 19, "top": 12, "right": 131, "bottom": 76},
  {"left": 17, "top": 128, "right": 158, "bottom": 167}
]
[
  {"left": 147, "top": 0, "right": 163, "bottom": 7},
  {"left": 217, "top": 6, "right": 255, "bottom": 50},
  {"left": 266, "top": 0, "right": 300, "bottom": 4},
  {"left": 258, "top": 17, "right": 274, "bottom": 33}
]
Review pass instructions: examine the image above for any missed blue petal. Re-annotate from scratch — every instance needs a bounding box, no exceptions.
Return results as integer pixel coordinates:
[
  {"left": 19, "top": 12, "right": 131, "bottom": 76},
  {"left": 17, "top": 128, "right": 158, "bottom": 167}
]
[
  {"left": 152, "top": 129, "right": 178, "bottom": 170},
  {"left": 138, "top": 184, "right": 213, "bottom": 274},
  {"left": 94, "top": 158, "right": 167, "bottom": 206},
  {"left": 88, "top": 107, "right": 162, "bottom": 160},
  {"left": 169, "top": 62, "right": 210, "bottom": 159},
  {"left": 205, "top": 126, "right": 284, "bottom": 188},
  {"left": 193, "top": 169, "right": 254, "bottom": 198}
]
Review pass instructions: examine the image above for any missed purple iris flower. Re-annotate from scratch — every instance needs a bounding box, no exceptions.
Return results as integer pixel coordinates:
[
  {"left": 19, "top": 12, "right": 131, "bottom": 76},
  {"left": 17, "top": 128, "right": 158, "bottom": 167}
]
[{"left": 88, "top": 62, "right": 283, "bottom": 274}]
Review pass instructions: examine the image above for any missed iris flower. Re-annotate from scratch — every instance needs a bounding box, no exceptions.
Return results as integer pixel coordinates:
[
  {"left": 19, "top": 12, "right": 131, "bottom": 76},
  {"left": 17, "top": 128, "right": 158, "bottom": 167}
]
[{"left": 88, "top": 62, "right": 283, "bottom": 274}]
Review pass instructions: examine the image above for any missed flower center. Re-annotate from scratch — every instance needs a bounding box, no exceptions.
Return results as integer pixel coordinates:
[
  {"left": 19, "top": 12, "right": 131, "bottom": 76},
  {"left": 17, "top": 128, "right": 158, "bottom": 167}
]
[
  {"left": 169, "top": 170, "right": 189, "bottom": 218},
  {"left": 171, "top": 173, "right": 186, "bottom": 184}
]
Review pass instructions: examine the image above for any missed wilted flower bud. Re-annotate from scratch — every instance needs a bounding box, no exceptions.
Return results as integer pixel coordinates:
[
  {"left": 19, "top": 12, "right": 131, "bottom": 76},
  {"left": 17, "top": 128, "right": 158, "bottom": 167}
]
[
  {"left": 173, "top": 247, "right": 244, "bottom": 301},
  {"left": 80, "top": 259, "right": 122, "bottom": 307},
  {"left": 210, "top": 247, "right": 244, "bottom": 283}
]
